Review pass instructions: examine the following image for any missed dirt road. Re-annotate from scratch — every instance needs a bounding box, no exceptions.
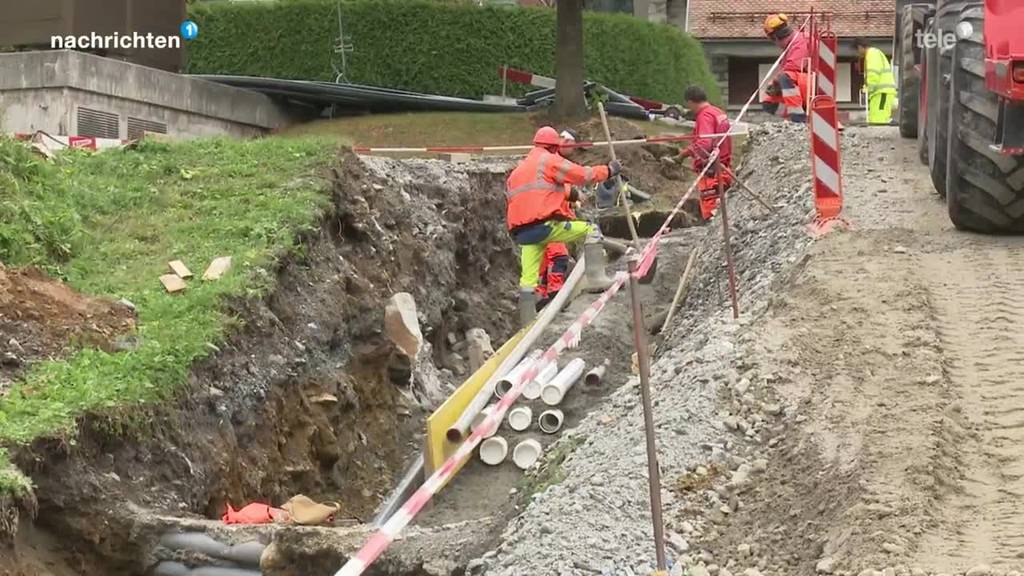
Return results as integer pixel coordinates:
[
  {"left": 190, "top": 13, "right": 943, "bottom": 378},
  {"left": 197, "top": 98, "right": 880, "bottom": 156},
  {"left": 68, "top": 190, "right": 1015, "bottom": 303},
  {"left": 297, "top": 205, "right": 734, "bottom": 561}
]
[{"left": 691, "top": 126, "right": 1024, "bottom": 575}]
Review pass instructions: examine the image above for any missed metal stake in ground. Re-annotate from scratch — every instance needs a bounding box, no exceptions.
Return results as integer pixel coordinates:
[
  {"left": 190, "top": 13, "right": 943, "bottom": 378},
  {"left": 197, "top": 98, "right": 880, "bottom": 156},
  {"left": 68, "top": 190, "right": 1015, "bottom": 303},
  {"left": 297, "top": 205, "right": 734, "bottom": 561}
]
[
  {"left": 596, "top": 101, "right": 640, "bottom": 244},
  {"left": 717, "top": 171, "right": 740, "bottom": 319},
  {"left": 627, "top": 254, "right": 667, "bottom": 573}
]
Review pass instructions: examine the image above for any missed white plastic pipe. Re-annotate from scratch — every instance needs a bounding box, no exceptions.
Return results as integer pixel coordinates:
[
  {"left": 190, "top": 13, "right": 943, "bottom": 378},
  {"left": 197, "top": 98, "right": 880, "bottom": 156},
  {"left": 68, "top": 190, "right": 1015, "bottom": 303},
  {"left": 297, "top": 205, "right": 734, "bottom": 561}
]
[
  {"left": 541, "top": 358, "right": 587, "bottom": 406},
  {"left": 523, "top": 361, "right": 558, "bottom": 400},
  {"left": 512, "top": 439, "right": 543, "bottom": 470},
  {"left": 479, "top": 436, "right": 508, "bottom": 465},
  {"left": 585, "top": 359, "right": 611, "bottom": 388},
  {"left": 494, "top": 350, "right": 543, "bottom": 399},
  {"left": 508, "top": 406, "right": 533, "bottom": 432},
  {"left": 538, "top": 409, "right": 564, "bottom": 434},
  {"left": 472, "top": 405, "right": 498, "bottom": 439},
  {"left": 448, "top": 260, "right": 585, "bottom": 443}
]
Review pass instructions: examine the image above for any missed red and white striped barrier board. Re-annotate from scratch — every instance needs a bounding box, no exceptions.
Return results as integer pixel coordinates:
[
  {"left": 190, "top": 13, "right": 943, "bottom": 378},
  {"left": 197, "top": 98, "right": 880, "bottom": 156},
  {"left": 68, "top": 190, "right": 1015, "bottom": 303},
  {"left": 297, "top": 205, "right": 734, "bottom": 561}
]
[
  {"left": 808, "top": 95, "right": 846, "bottom": 233},
  {"left": 815, "top": 32, "right": 838, "bottom": 99},
  {"left": 499, "top": 65, "right": 556, "bottom": 89}
]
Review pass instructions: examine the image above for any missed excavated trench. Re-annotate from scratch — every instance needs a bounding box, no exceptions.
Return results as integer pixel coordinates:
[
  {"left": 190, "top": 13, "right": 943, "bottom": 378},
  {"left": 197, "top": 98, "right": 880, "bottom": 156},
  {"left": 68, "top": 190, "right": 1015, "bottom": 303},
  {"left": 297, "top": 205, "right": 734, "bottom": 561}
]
[
  {"left": 2, "top": 152, "right": 522, "bottom": 575},
  {"left": 3, "top": 147, "right": 707, "bottom": 576}
]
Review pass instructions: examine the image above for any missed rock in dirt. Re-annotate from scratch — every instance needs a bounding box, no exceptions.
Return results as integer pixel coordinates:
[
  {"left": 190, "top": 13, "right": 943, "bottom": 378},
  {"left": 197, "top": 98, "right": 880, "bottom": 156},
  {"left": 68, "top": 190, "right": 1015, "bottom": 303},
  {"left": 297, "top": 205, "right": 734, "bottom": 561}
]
[
  {"left": 384, "top": 292, "right": 423, "bottom": 359},
  {"left": 737, "top": 543, "right": 751, "bottom": 557},
  {"left": 881, "top": 542, "right": 905, "bottom": 554},
  {"left": 668, "top": 531, "right": 690, "bottom": 554},
  {"left": 816, "top": 557, "right": 835, "bottom": 573},
  {"left": 202, "top": 255, "right": 233, "bottom": 280},
  {"left": 966, "top": 565, "right": 992, "bottom": 576},
  {"left": 466, "top": 328, "right": 494, "bottom": 372},
  {"left": 690, "top": 566, "right": 711, "bottom": 576}
]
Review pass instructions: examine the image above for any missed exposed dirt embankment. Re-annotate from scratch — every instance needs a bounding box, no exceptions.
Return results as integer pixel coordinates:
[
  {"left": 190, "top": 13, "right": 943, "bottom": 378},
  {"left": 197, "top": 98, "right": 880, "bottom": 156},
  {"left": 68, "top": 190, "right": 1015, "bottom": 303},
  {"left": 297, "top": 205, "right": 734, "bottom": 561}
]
[
  {"left": 4, "top": 151, "right": 521, "bottom": 574},
  {"left": 0, "top": 265, "right": 136, "bottom": 390}
]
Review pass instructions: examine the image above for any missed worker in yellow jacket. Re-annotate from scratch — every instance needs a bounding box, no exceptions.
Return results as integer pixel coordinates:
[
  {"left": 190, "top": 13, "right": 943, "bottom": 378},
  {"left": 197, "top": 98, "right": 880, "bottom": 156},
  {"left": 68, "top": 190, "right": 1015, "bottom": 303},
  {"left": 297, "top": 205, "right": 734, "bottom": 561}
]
[{"left": 855, "top": 37, "right": 897, "bottom": 125}]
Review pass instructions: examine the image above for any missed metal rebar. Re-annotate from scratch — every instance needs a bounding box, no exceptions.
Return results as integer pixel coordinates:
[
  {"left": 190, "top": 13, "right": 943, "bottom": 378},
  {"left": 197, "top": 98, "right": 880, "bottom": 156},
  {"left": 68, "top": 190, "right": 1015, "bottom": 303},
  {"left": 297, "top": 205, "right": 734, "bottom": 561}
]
[
  {"left": 660, "top": 246, "right": 701, "bottom": 334},
  {"left": 720, "top": 165, "right": 777, "bottom": 214},
  {"left": 627, "top": 255, "right": 667, "bottom": 572},
  {"left": 718, "top": 173, "right": 740, "bottom": 319}
]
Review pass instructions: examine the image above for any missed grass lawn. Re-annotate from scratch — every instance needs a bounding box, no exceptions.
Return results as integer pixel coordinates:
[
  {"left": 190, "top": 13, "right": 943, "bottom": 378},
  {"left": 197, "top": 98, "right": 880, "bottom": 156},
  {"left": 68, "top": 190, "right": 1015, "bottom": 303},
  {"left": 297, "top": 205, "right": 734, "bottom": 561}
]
[
  {"left": 0, "top": 136, "right": 334, "bottom": 494},
  {"left": 278, "top": 111, "right": 540, "bottom": 149}
]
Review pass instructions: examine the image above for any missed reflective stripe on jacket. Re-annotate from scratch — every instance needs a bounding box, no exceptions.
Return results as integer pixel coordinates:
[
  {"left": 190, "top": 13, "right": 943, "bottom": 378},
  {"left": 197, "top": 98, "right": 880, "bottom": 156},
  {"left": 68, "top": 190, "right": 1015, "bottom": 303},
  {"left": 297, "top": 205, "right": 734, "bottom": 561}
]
[
  {"left": 864, "top": 47, "right": 897, "bottom": 95},
  {"left": 505, "top": 147, "right": 610, "bottom": 230}
]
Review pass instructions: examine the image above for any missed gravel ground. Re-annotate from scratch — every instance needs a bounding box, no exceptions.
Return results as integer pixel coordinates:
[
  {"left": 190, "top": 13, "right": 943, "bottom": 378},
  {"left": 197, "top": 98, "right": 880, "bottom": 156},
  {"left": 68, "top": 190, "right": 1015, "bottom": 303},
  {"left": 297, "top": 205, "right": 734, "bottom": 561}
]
[{"left": 471, "top": 122, "right": 818, "bottom": 576}]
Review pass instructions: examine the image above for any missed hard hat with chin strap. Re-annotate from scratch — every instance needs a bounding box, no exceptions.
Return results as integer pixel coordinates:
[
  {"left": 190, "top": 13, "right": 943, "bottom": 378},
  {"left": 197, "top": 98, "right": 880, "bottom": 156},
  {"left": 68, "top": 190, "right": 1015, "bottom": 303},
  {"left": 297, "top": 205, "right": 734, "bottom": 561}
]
[{"left": 533, "top": 126, "right": 562, "bottom": 147}]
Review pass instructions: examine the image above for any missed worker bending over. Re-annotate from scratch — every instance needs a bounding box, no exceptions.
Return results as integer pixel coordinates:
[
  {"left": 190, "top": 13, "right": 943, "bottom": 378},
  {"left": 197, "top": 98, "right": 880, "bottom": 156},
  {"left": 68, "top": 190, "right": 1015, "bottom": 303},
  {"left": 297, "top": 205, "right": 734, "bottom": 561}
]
[
  {"left": 534, "top": 129, "right": 583, "bottom": 312},
  {"left": 855, "top": 38, "right": 897, "bottom": 125},
  {"left": 507, "top": 126, "right": 619, "bottom": 324},
  {"left": 678, "top": 86, "right": 733, "bottom": 220},
  {"left": 762, "top": 14, "right": 810, "bottom": 123}
]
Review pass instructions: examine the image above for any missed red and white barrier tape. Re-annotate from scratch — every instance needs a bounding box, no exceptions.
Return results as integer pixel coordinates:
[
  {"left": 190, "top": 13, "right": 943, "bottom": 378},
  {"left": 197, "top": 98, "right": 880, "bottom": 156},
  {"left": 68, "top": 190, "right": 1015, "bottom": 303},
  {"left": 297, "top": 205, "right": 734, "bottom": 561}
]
[
  {"left": 335, "top": 16, "right": 812, "bottom": 576},
  {"left": 351, "top": 131, "right": 747, "bottom": 156}
]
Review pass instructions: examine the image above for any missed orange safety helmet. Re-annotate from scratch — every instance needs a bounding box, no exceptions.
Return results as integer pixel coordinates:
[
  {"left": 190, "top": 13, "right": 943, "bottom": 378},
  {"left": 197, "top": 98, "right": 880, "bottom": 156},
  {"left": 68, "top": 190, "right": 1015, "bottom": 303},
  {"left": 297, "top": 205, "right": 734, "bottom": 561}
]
[
  {"left": 763, "top": 13, "right": 791, "bottom": 38},
  {"left": 533, "top": 126, "right": 562, "bottom": 147}
]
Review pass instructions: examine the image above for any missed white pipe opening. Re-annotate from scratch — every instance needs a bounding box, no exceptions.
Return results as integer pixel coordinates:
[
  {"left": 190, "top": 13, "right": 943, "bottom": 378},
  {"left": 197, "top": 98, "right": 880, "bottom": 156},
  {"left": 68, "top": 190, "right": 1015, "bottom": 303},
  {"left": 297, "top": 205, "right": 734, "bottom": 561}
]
[
  {"left": 538, "top": 409, "right": 564, "bottom": 434},
  {"left": 585, "top": 359, "right": 610, "bottom": 387},
  {"left": 479, "top": 436, "right": 508, "bottom": 465},
  {"left": 512, "top": 439, "right": 543, "bottom": 470},
  {"left": 523, "top": 361, "right": 558, "bottom": 400},
  {"left": 508, "top": 405, "right": 533, "bottom": 432},
  {"left": 541, "top": 358, "right": 587, "bottom": 406},
  {"left": 494, "top": 350, "right": 543, "bottom": 399}
]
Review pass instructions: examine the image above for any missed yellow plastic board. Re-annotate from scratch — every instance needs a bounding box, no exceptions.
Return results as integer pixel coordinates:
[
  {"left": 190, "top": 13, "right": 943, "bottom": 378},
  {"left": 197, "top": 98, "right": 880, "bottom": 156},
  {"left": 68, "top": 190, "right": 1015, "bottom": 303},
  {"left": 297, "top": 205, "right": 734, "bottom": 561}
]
[{"left": 424, "top": 327, "right": 528, "bottom": 478}]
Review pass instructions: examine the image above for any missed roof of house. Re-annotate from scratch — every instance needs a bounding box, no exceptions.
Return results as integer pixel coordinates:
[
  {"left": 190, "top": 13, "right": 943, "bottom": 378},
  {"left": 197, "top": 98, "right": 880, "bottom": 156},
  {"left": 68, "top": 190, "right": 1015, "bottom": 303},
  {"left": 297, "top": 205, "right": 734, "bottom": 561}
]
[{"left": 687, "top": 0, "right": 895, "bottom": 40}]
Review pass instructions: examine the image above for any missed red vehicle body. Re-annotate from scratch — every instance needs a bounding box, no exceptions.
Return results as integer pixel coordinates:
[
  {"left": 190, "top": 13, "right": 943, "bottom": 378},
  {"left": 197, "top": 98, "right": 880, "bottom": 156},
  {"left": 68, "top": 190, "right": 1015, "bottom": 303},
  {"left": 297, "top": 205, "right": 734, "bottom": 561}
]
[{"left": 894, "top": 0, "right": 1024, "bottom": 232}]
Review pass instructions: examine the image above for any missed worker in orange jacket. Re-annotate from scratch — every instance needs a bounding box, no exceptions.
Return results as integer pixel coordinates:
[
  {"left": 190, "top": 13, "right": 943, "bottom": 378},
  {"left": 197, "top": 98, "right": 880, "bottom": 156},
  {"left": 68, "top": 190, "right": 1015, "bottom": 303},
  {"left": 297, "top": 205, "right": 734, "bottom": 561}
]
[
  {"left": 507, "top": 126, "right": 619, "bottom": 324},
  {"left": 534, "top": 129, "right": 582, "bottom": 311},
  {"left": 762, "top": 13, "right": 810, "bottom": 123},
  {"left": 678, "top": 85, "right": 733, "bottom": 220}
]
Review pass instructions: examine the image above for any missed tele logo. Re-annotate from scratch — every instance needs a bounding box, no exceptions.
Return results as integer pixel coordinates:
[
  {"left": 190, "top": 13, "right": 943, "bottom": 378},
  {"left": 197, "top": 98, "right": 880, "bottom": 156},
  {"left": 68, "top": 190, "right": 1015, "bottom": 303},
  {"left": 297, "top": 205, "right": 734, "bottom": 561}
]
[{"left": 915, "top": 21, "right": 973, "bottom": 50}]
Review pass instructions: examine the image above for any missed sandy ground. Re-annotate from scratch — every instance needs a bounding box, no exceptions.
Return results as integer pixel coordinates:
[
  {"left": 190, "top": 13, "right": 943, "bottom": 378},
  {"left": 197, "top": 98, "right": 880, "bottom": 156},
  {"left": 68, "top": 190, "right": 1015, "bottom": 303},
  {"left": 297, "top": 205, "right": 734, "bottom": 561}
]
[{"left": 683, "top": 126, "right": 1024, "bottom": 576}]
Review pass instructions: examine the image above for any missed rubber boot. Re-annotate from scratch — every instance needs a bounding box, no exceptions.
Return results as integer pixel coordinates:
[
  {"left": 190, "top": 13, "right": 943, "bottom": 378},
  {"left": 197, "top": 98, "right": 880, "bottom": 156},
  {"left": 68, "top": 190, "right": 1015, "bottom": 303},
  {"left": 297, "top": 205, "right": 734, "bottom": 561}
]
[
  {"left": 582, "top": 238, "right": 614, "bottom": 293},
  {"left": 518, "top": 289, "right": 537, "bottom": 326}
]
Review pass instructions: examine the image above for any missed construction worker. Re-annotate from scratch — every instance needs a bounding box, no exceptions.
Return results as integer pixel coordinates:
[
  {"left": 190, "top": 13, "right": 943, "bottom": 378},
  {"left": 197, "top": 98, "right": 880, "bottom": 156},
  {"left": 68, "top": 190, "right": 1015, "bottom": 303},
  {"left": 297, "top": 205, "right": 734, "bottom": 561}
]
[
  {"left": 678, "top": 85, "right": 733, "bottom": 220},
  {"left": 764, "top": 14, "right": 809, "bottom": 74},
  {"left": 534, "top": 129, "right": 582, "bottom": 311},
  {"left": 507, "top": 126, "right": 619, "bottom": 324},
  {"left": 763, "top": 14, "right": 810, "bottom": 123},
  {"left": 855, "top": 37, "right": 897, "bottom": 125}
]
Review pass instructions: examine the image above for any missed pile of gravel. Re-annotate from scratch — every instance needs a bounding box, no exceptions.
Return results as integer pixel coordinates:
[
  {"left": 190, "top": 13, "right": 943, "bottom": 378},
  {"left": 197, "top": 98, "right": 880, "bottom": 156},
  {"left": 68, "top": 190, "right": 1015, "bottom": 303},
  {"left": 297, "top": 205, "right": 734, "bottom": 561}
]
[{"left": 471, "top": 122, "right": 820, "bottom": 576}]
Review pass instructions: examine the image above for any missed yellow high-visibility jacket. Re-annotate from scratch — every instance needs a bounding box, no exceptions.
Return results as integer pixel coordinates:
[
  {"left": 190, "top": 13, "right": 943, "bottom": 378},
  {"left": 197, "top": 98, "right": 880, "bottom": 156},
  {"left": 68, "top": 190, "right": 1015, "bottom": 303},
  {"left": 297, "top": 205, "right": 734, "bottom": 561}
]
[{"left": 864, "top": 46, "right": 897, "bottom": 96}]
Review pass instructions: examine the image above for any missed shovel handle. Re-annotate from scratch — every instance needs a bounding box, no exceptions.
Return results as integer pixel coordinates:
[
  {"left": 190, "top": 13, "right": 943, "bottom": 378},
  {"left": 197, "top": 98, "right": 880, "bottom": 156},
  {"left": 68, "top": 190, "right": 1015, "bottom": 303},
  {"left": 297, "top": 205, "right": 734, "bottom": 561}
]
[{"left": 596, "top": 101, "right": 640, "bottom": 244}]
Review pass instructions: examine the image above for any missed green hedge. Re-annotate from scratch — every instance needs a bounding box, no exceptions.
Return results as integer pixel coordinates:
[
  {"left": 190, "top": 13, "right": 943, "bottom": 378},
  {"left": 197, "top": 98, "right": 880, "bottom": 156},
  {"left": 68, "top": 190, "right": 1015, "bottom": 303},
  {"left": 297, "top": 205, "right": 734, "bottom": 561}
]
[{"left": 186, "top": 0, "right": 720, "bottom": 105}]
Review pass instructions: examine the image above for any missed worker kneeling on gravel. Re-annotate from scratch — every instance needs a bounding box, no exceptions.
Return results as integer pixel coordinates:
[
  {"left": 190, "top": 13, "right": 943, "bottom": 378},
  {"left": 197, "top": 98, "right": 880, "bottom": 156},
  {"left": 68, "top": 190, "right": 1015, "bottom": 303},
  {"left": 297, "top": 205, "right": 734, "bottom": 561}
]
[
  {"left": 762, "top": 13, "right": 809, "bottom": 123},
  {"left": 678, "top": 86, "right": 733, "bottom": 221},
  {"left": 507, "top": 126, "right": 620, "bottom": 324}
]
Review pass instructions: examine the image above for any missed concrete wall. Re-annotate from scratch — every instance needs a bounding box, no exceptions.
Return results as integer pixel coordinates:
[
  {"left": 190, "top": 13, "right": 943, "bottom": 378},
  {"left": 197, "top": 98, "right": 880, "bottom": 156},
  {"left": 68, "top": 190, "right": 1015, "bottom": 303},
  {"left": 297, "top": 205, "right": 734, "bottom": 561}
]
[{"left": 0, "top": 50, "right": 297, "bottom": 138}]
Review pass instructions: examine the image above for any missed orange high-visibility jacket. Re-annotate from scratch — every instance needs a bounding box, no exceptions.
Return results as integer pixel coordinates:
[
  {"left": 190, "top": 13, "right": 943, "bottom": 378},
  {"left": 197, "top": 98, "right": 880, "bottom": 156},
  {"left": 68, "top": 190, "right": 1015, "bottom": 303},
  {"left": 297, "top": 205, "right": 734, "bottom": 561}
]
[{"left": 505, "top": 147, "right": 610, "bottom": 230}]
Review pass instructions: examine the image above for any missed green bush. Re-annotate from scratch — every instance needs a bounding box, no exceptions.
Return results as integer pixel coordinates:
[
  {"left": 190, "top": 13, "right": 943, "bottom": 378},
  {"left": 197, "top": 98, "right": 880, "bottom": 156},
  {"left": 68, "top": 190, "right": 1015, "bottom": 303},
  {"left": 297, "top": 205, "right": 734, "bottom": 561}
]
[{"left": 186, "top": 0, "right": 720, "bottom": 104}]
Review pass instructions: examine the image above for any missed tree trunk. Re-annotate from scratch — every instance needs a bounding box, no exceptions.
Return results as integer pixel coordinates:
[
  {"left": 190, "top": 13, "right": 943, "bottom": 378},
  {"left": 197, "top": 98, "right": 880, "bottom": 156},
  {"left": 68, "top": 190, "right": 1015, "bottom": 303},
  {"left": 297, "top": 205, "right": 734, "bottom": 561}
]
[{"left": 553, "top": 0, "right": 587, "bottom": 120}]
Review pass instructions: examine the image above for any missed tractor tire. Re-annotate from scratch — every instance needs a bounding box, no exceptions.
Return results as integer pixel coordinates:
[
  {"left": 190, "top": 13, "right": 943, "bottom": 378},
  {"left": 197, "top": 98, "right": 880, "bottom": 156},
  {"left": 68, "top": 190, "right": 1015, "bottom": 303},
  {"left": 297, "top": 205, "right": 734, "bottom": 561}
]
[
  {"left": 927, "top": 1, "right": 962, "bottom": 197},
  {"left": 917, "top": 19, "right": 931, "bottom": 167},
  {"left": 897, "top": 4, "right": 921, "bottom": 138},
  {"left": 945, "top": 4, "right": 1024, "bottom": 232}
]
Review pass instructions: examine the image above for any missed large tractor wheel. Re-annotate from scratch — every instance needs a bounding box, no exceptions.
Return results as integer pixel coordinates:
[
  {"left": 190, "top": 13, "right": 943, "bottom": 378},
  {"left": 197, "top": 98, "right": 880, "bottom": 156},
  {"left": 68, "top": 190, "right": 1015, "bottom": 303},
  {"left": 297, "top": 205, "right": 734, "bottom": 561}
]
[
  {"left": 927, "top": 1, "right": 961, "bottom": 197},
  {"left": 897, "top": 4, "right": 921, "bottom": 139},
  {"left": 917, "top": 18, "right": 931, "bottom": 166},
  {"left": 945, "top": 3, "right": 1024, "bottom": 232}
]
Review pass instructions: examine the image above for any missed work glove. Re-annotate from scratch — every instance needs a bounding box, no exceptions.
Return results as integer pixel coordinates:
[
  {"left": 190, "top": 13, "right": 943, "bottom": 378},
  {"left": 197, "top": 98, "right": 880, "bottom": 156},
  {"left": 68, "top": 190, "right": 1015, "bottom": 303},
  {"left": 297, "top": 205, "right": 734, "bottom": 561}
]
[{"left": 607, "top": 159, "right": 622, "bottom": 177}]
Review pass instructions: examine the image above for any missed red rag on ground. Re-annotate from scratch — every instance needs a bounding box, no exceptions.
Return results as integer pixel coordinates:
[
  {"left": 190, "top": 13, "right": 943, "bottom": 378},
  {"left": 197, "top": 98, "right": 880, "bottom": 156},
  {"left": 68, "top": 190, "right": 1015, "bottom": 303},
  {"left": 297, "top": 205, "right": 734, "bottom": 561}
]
[{"left": 222, "top": 503, "right": 287, "bottom": 524}]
